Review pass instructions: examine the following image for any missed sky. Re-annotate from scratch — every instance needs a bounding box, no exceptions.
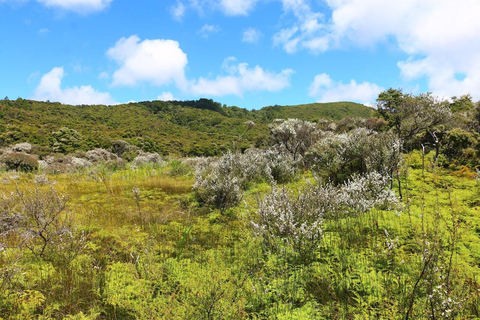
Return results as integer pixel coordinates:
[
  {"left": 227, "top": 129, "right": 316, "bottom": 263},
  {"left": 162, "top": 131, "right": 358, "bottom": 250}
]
[{"left": 1, "top": 0, "right": 480, "bottom": 110}]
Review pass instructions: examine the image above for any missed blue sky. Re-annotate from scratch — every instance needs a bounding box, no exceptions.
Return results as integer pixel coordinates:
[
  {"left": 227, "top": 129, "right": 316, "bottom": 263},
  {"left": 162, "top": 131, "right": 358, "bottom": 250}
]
[{"left": 1, "top": 0, "right": 479, "bottom": 109}]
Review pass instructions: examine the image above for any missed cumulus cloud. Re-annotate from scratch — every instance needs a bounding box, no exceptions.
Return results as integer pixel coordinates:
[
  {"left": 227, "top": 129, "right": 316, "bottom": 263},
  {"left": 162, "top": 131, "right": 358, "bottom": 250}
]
[
  {"left": 33, "top": 67, "right": 116, "bottom": 105},
  {"left": 242, "top": 27, "right": 262, "bottom": 44},
  {"left": 198, "top": 24, "right": 220, "bottom": 38},
  {"left": 107, "top": 35, "right": 188, "bottom": 89},
  {"left": 189, "top": 57, "right": 293, "bottom": 97},
  {"left": 36, "top": 0, "right": 112, "bottom": 13},
  {"left": 170, "top": 1, "right": 186, "bottom": 21},
  {"left": 157, "top": 92, "right": 175, "bottom": 101},
  {"left": 275, "top": 0, "right": 480, "bottom": 98},
  {"left": 107, "top": 36, "right": 292, "bottom": 98},
  {"left": 309, "top": 73, "right": 383, "bottom": 105}
]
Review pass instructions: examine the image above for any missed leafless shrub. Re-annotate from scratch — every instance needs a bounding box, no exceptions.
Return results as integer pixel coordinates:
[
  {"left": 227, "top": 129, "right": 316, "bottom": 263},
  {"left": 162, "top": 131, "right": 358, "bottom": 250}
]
[{"left": 0, "top": 187, "right": 84, "bottom": 263}]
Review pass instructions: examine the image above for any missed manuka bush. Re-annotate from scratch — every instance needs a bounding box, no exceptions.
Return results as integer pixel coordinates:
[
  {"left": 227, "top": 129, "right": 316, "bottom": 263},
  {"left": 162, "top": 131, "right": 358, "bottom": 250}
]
[
  {"left": 252, "top": 172, "right": 399, "bottom": 262},
  {"left": 306, "top": 128, "right": 401, "bottom": 185},
  {"left": 1, "top": 152, "right": 39, "bottom": 172}
]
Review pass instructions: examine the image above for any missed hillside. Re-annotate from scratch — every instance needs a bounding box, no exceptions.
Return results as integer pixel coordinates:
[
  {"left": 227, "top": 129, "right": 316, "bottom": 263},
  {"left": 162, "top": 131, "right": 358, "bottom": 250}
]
[{"left": 0, "top": 98, "right": 373, "bottom": 156}]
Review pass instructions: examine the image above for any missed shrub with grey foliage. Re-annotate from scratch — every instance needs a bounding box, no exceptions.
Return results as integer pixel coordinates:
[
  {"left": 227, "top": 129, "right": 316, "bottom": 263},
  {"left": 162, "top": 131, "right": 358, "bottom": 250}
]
[
  {"left": 11, "top": 143, "right": 32, "bottom": 154},
  {"left": 132, "top": 152, "right": 163, "bottom": 166},
  {"left": 86, "top": 148, "right": 119, "bottom": 163},
  {"left": 306, "top": 128, "right": 401, "bottom": 185},
  {"left": 269, "top": 118, "right": 319, "bottom": 160},
  {"left": 193, "top": 151, "right": 264, "bottom": 211},
  {"left": 252, "top": 172, "right": 399, "bottom": 262}
]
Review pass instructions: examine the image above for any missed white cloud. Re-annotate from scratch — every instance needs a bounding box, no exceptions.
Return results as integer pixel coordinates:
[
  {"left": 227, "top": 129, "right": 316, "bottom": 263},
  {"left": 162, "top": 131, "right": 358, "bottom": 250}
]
[
  {"left": 107, "top": 35, "right": 188, "bottom": 89},
  {"left": 36, "top": 0, "right": 112, "bottom": 13},
  {"left": 242, "top": 27, "right": 262, "bottom": 44},
  {"left": 169, "top": 0, "right": 258, "bottom": 18},
  {"left": 107, "top": 36, "right": 292, "bottom": 98},
  {"left": 220, "top": 0, "right": 259, "bottom": 15},
  {"left": 198, "top": 24, "right": 220, "bottom": 38},
  {"left": 98, "top": 71, "right": 109, "bottom": 80},
  {"left": 309, "top": 73, "right": 383, "bottom": 105},
  {"left": 33, "top": 67, "right": 116, "bottom": 105},
  {"left": 170, "top": 1, "right": 186, "bottom": 21},
  {"left": 38, "top": 28, "right": 49, "bottom": 34},
  {"left": 273, "top": 0, "right": 326, "bottom": 53},
  {"left": 189, "top": 57, "right": 293, "bottom": 97},
  {"left": 275, "top": 0, "right": 480, "bottom": 99},
  {"left": 157, "top": 92, "right": 175, "bottom": 101}
]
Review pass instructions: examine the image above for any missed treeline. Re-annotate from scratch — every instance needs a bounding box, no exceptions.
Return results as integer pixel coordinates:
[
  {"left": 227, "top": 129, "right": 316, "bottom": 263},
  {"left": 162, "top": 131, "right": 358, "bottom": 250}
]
[{"left": 0, "top": 97, "right": 371, "bottom": 157}]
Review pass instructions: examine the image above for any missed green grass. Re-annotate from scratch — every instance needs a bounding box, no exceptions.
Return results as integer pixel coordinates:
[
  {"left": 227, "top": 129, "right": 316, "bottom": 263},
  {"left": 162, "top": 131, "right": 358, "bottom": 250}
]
[{"left": 0, "top": 156, "right": 479, "bottom": 319}]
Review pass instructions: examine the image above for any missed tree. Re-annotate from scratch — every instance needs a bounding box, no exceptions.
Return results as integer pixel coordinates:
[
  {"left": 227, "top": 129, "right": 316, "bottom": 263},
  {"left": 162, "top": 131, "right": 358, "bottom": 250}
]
[
  {"left": 377, "top": 89, "right": 451, "bottom": 146},
  {"left": 51, "top": 127, "right": 82, "bottom": 154}
]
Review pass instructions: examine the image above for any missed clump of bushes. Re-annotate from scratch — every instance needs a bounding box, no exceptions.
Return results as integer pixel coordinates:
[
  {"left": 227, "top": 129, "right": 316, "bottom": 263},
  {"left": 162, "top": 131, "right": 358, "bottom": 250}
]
[
  {"left": 193, "top": 151, "right": 262, "bottom": 211},
  {"left": 252, "top": 171, "right": 399, "bottom": 263},
  {"left": 1, "top": 152, "right": 38, "bottom": 172},
  {"left": 306, "top": 129, "right": 401, "bottom": 185}
]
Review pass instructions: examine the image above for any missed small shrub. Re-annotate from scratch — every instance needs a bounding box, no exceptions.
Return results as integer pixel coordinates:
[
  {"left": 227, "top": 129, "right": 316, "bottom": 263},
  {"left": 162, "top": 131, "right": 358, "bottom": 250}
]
[
  {"left": 1, "top": 152, "right": 39, "bottom": 172},
  {"left": 0, "top": 187, "right": 84, "bottom": 263},
  {"left": 86, "top": 148, "right": 118, "bottom": 163},
  {"left": 11, "top": 142, "right": 32, "bottom": 153},
  {"left": 132, "top": 152, "right": 162, "bottom": 166},
  {"left": 193, "top": 151, "right": 265, "bottom": 211}
]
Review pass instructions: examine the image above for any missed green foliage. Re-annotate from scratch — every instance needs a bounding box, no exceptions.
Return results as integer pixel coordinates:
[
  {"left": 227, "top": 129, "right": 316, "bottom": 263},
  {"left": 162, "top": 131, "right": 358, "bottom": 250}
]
[
  {"left": 0, "top": 99, "right": 371, "bottom": 156},
  {"left": 51, "top": 127, "right": 83, "bottom": 154},
  {"left": 0, "top": 109, "right": 479, "bottom": 319}
]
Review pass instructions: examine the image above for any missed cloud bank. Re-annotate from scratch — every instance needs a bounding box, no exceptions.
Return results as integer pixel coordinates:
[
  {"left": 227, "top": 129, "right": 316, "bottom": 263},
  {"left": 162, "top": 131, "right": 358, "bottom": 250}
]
[
  {"left": 309, "top": 73, "right": 383, "bottom": 105},
  {"left": 33, "top": 67, "right": 116, "bottom": 105},
  {"left": 107, "top": 36, "right": 293, "bottom": 98}
]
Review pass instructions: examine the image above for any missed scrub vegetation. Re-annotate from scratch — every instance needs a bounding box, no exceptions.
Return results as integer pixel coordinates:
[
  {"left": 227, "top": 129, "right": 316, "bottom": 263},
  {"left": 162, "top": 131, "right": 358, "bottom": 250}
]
[{"left": 0, "top": 90, "right": 479, "bottom": 319}]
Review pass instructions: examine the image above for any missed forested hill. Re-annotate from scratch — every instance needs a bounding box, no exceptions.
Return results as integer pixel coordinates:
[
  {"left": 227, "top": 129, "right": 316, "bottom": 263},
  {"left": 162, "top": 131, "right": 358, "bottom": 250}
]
[{"left": 0, "top": 98, "right": 372, "bottom": 156}]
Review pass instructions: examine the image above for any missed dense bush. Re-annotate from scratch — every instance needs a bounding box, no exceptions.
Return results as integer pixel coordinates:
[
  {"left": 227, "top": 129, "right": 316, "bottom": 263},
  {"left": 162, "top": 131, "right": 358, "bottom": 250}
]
[
  {"left": 252, "top": 172, "right": 399, "bottom": 263},
  {"left": 51, "top": 127, "right": 83, "bottom": 153},
  {"left": 193, "top": 151, "right": 262, "bottom": 211},
  {"left": 1, "top": 152, "right": 39, "bottom": 172},
  {"left": 442, "top": 128, "right": 479, "bottom": 165},
  {"left": 269, "top": 118, "right": 319, "bottom": 160},
  {"left": 306, "top": 129, "right": 401, "bottom": 185}
]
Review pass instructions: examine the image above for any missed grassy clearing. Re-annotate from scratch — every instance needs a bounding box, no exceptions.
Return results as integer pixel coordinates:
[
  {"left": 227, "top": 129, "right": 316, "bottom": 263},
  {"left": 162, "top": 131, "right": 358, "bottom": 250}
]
[{"left": 0, "top": 155, "right": 479, "bottom": 319}]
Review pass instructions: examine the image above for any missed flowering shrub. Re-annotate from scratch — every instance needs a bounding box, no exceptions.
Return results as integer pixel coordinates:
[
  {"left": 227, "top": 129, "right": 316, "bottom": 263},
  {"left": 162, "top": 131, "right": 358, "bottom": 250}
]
[
  {"left": 269, "top": 119, "right": 319, "bottom": 160},
  {"left": 194, "top": 151, "right": 262, "bottom": 211},
  {"left": 132, "top": 152, "right": 163, "bottom": 166},
  {"left": 307, "top": 129, "right": 401, "bottom": 184},
  {"left": 252, "top": 184, "right": 324, "bottom": 263},
  {"left": 86, "top": 148, "right": 118, "bottom": 163},
  {"left": 252, "top": 171, "right": 399, "bottom": 262},
  {"left": 245, "top": 147, "right": 299, "bottom": 183}
]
